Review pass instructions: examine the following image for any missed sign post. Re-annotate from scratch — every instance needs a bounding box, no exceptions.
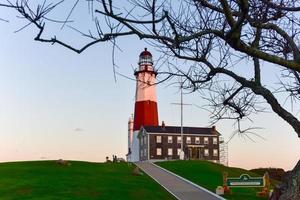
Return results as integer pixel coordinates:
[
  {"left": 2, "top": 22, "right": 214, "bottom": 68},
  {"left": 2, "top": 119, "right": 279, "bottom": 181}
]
[{"left": 222, "top": 172, "right": 270, "bottom": 197}]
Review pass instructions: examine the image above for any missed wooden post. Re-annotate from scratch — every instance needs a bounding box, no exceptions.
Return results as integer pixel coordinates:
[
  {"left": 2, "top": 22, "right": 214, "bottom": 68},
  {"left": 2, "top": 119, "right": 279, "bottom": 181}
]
[
  {"left": 223, "top": 172, "right": 231, "bottom": 194},
  {"left": 257, "top": 172, "right": 270, "bottom": 197},
  {"left": 264, "top": 172, "right": 270, "bottom": 194}
]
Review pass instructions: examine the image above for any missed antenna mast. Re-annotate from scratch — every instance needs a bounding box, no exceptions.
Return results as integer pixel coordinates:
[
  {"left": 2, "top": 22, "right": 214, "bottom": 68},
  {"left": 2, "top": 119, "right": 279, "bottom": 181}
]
[{"left": 171, "top": 78, "right": 191, "bottom": 160}]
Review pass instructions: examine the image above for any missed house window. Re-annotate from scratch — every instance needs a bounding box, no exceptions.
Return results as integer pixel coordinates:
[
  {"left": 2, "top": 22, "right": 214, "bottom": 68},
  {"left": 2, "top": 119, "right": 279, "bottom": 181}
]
[
  {"left": 195, "top": 137, "right": 200, "bottom": 144},
  {"left": 213, "top": 149, "right": 218, "bottom": 156},
  {"left": 213, "top": 137, "right": 218, "bottom": 145},
  {"left": 141, "top": 137, "right": 143, "bottom": 145},
  {"left": 204, "top": 137, "right": 209, "bottom": 144},
  {"left": 177, "top": 148, "right": 181, "bottom": 156},
  {"left": 204, "top": 149, "right": 209, "bottom": 156},
  {"left": 156, "top": 148, "right": 162, "bottom": 156},
  {"left": 186, "top": 137, "right": 191, "bottom": 144},
  {"left": 144, "top": 136, "right": 147, "bottom": 145},
  {"left": 168, "top": 148, "right": 173, "bottom": 156},
  {"left": 168, "top": 136, "right": 173, "bottom": 144},
  {"left": 156, "top": 136, "right": 162, "bottom": 143},
  {"left": 141, "top": 149, "right": 144, "bottom": 157},
  {"left": 144, "top": 149, "right": 147, "bottom": 157},
  {"left": 177, "top": 136, "right": 182, "bottom": 143}
]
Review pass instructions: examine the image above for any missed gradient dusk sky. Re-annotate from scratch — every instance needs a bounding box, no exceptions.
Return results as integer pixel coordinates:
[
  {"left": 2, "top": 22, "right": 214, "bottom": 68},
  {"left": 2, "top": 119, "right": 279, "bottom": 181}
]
[{"left": 0, "top": 1, "right": 299, "bottom": 171}]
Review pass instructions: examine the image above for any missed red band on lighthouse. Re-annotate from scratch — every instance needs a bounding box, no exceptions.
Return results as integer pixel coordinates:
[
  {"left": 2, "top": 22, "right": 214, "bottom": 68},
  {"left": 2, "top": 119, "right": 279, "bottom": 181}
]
[
  {"left": 133, "top": 48, "right": 159, "bottom": 131},
  {"left": 133, "top": 101, "right": 158, "bottom": 131}
]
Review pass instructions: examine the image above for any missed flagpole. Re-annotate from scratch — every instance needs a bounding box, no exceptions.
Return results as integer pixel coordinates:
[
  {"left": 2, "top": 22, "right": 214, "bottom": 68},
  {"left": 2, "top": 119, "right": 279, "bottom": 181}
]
[{"left": 180, "top": 79, "right": 185, "bottom": 160}]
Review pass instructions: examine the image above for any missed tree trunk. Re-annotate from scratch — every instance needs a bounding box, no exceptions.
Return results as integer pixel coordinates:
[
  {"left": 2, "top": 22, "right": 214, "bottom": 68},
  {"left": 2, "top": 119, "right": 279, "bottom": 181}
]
[{"left": 279, "top": 160, "right": 300, "bottom": 200}]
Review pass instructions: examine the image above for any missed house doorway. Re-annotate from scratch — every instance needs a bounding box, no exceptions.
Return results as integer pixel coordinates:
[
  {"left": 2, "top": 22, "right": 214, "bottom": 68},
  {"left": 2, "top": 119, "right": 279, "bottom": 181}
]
[
  {"left": 188, "top": 146, "right": 204, "bottom": 159},
  {"left": 188, "top": 147, "right": 199, "bottom": 159}
]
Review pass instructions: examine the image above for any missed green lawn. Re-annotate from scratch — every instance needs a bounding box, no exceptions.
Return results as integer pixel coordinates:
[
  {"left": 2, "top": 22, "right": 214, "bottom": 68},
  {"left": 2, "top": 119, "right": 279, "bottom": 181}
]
[
  {"left": 0, "top": 161, "right": 174, "bottom": 200},
  {"left": 156, "top": 160, "right": 272, "bottom": 200}
]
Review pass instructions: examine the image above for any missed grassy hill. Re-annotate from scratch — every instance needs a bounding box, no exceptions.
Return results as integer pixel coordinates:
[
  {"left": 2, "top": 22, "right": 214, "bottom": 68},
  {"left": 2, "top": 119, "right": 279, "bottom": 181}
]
[
  {"left": 0, "top": 160, "right": 174, "bottom": 200},
  {"left": 156, "top": 160, "right": 276, "bottom": 200}
]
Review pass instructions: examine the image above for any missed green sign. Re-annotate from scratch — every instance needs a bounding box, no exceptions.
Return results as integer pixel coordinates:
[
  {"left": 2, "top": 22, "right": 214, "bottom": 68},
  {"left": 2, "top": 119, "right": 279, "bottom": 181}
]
[{"left": 227, "top": 174, "right": 264, "bottom": 187}]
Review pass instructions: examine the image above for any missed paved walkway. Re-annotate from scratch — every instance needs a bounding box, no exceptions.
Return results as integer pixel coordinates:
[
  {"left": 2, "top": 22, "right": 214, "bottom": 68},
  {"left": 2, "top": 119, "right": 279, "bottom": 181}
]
[{"left": 136, "top": 162, "right": 225, "bottom": 200}]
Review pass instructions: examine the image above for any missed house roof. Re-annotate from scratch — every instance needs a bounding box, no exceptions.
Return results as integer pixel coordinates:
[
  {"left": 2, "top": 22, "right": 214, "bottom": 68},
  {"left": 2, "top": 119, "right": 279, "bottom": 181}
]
[{"left": 142, "top": 125, "right": 220, "bottom": 135}]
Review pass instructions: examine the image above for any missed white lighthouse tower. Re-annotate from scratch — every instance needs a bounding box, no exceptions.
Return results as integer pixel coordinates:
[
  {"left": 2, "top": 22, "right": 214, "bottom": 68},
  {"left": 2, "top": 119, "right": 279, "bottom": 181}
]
[{"left": 127, "top": 48, "right": 159, "bottom": 162}]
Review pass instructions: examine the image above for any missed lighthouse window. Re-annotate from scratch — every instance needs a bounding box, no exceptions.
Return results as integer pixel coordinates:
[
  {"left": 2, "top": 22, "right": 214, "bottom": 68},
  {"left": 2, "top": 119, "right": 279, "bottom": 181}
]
[
  {"left": 156, "top": 148, "right": 162, "bottom": 156},
  {"left": 156, "top": 136, "right": 161, "bottom": 143},
  {"left": 186, "top": 137, "right": 191, "bottom": 144},
  {"left": 177, "top": 136, "right": 182, "bottom": 144},
  {"left": 168, "top": 136, "right": 173, "bottom": 143},
  {"left": 139, "top": 57, "right": 153, "bottom": 65}
]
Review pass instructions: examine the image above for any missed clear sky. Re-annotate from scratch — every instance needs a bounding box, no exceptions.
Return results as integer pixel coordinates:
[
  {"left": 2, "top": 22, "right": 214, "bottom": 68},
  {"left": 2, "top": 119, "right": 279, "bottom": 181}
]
[{"left": 0, "top": 1, "right": 299, "bottom": 171}]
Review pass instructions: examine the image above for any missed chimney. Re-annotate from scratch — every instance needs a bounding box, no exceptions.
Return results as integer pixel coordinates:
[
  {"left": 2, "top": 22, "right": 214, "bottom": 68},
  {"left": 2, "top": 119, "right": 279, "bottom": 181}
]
[
  {"left": 162, "top": 121, "right": 166, "bottom": 131},
  {"left": 212, "top": 125, "right": 216, "bottom": 134}
]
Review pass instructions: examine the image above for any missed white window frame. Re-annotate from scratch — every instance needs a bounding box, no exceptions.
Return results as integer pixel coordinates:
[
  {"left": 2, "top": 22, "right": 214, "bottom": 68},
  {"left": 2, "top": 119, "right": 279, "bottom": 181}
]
[
  {"left": 168, "top": 136, "right": 173, "bottom": 144},
  {"left": 213, "top": 149, "right": 218, "bottom": 156},
  {"left": 168, "top": 148, "right": 173, "bottom": 156},
  {"left": 186, "top": 136, "right": 191, "bottom": 144},
  {"left": 213, "top": 137, "right": 218, "bottom": 145},
  {"left": 156, "top": 136, "right": 162, "bottom": 143},
  {"left": 195, "top": 137, "right": 200, "bottom": 144},
  {"left": 204, "top": 149, "right": 209, "bottom": 156},
  {"left": 156, "top": 148, "right": 162, "bottom": 156},
  {"left": 204, "top": 137, "right": 209, "bottom": 144},
  {"left": 177, "top": 136, "right": 182, "bottom": 144}
]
